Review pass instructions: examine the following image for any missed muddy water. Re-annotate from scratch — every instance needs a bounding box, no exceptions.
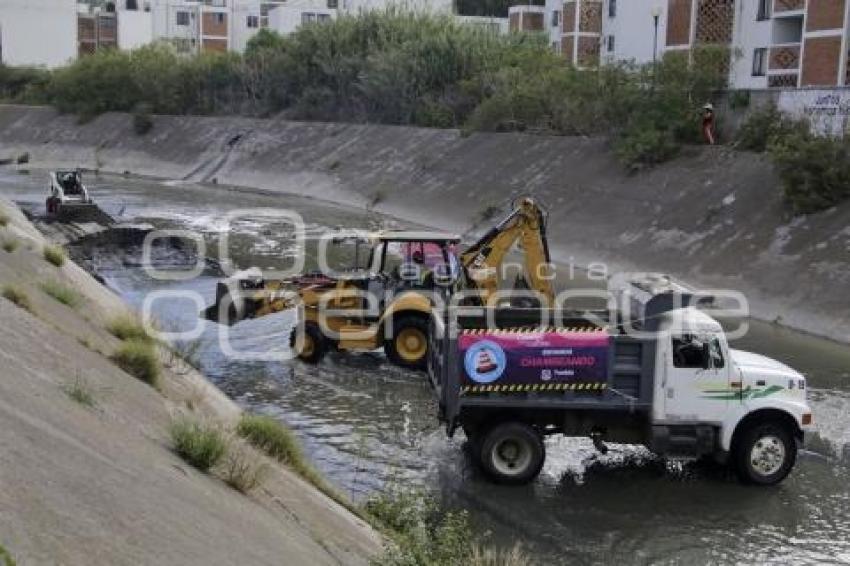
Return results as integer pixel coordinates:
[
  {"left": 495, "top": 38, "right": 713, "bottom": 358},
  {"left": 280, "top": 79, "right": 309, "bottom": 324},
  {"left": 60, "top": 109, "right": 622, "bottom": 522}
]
[{"left": 3, "top": 170, "right": 850, "bottom": 565}]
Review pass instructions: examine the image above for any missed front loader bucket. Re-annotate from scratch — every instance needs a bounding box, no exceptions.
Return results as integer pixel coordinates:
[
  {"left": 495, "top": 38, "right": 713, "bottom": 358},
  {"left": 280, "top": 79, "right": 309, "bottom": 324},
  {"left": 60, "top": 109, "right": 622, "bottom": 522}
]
[
  {"left": 56, "top": 203, "right": 112, "bottom": 224},
  {"left": 201, "top": 269, "right": 265, "bottom": 326}
]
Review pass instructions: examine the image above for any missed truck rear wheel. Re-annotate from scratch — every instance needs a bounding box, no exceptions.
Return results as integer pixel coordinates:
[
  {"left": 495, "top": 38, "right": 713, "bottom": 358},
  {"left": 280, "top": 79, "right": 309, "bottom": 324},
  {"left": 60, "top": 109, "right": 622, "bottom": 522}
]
[
  {"left": 733, "top": 421, "right": 797, "bottom": 486},
  {"left": 385, "top": 316, "right": 429, "bottom": 370},
  {"left": 478, "top": 422, "right": 545, "bottom": 485},
  {"left": 289, "top": 321, "right": 327, "bottom": 364}
]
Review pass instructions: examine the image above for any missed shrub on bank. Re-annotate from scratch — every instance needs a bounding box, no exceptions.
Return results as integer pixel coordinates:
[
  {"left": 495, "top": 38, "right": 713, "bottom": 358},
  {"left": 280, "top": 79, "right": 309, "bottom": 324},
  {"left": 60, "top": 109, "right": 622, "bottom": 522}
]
[
  {"left": 735, "top": 103, "right": 809, "bottom": 153},
  {"left": 110, "top": 339, "right": 160, "bottom": 387},
  {"left": 1, "top": 235, "right": 18, "bottom": 253},
  {"left": 169, "top": 418, "right": 228, "bottom": 472},
  {"left": 107, "top": 314, "right": 154, "bottom": 343},
  {"left": 237, "top": 414, "right": 304, "bottom": 466},
  {"left": 43, "top": 245, "right": 65, "bottom": 267},
  {"left": 770, "top": 131, "right": 850, "bottom": 215},
  {"left": 367, "top": 488, "right": 528, "bottom": 566},
  {"left": 41, "top": 279, "right": 81, "bottom": 308},
  {"left": 1, "top": 285, "right": 33, "bottom": 313}
]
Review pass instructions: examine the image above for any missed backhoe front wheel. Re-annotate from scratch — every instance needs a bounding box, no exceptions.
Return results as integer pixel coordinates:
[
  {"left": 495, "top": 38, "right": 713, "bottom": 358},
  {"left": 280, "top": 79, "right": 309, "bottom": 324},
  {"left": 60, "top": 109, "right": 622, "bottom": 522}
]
[
  {"left": 289, "top": 321, "right": 327, "bottom": 364},
  {"left": 385, "top": 316, "right": 429, "bottom": 370}
]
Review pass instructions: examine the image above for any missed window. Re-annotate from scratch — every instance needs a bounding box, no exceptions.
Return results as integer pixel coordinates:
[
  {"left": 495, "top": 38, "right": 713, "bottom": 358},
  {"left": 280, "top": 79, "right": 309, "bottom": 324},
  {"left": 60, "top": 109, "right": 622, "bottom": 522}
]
[
  {"left": 608, "top": 0, "right": 616, "bottom": 18},
  {"left": 246, "top": 14, "right": 259, "bottom": 28},
  {"left": 551, "top": 10, "right": 560, "bottom": 27},
  {"left": 214, "top": 13, "right": 225, "bottom": 25},
  {"left": 176, "top": 10, "right": 190, "bottom": 26},
  {"left": 752, "top": 47, "right": 767, "bottom": 76},
  {"left": 672, "top": 334, "right": 724, "bottom": 369},
  {"left": 327, "top": 0, "right": 338, "bottom": 8},
  {"left": 318, "top": 13, "right": 331, "bottom": 22},
  {"left": 757, "top": 0, "right": 771, "bottom": 21},
  {"left": 607, "top": 35, "right": 615, "bottom": 52},
  {"left": 301, "top": 12, "right": 317, "bottom": 24}
]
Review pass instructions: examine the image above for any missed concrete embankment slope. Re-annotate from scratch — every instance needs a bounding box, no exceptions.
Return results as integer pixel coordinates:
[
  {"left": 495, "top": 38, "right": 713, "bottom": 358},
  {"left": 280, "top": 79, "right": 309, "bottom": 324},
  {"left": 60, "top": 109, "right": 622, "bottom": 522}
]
[
  {"left": 1, "top": 104, "right": 848, "bottom": 342},
  {"left": 0, "top": 199, "right": 380, "bottom": 564}
]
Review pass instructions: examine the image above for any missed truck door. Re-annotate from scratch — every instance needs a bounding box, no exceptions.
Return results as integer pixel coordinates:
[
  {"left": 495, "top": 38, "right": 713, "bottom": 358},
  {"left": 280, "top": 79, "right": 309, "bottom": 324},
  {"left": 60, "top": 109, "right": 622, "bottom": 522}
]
[{"left": 663, "top": 333, "right": 731, "bottom": 423}]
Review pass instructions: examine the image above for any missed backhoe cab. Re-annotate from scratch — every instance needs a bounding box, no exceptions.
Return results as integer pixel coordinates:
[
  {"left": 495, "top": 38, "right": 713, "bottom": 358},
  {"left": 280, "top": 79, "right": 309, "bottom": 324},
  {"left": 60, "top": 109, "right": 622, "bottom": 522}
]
[
  {"left": 202, "top": 197, "right": 554, "bottom": 370},
  {"left": 205, "top": 231, "right": 462, "bottom": 369}
]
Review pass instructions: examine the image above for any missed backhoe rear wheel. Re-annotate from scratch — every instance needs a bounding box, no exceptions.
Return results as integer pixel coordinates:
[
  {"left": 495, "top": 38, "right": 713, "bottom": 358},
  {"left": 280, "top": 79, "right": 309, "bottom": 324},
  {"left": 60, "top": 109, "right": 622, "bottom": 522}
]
[
  {"left": 385, "top": 315, "right": 429, "bottom": 370},
  {"left": 289, "top": 321, "right": 327, "bottom": 364}
]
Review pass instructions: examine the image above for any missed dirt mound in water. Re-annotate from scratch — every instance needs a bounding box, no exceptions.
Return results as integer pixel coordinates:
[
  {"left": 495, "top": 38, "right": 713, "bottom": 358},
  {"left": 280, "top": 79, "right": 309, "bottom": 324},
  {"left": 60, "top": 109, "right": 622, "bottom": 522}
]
[
  {"left": 0, "top": 198, "right": 380, "bottom": 565},
  {"left": 0, "top": 104, "right": 848, "bottom": 342}
]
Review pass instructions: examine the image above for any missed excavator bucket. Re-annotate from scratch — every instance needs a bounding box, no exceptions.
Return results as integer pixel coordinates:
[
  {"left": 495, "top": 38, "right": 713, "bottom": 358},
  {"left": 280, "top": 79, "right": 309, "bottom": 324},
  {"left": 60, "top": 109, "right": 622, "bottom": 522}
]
[{"left": 202, "top": 269, "right": 264, "bottom": 326}]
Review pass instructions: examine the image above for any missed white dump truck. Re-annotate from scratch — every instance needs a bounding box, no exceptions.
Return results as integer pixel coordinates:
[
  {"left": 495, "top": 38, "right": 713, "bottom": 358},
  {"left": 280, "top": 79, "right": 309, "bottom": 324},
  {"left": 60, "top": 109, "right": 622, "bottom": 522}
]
[{"left": 428, "top": 278, "right": 812, "bottom": 486}]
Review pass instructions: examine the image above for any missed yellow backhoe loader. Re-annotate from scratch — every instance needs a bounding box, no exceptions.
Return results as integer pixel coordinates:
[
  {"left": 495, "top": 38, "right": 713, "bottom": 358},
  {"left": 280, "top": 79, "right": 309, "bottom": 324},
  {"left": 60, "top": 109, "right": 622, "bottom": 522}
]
[{"left": 202, "top": 197, "right": 554, "bottom": 369}]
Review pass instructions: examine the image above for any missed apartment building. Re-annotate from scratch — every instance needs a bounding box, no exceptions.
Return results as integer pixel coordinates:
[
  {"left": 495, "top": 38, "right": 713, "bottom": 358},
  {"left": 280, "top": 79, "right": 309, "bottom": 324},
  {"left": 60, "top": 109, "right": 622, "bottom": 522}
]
[{"left": 544, "top": 0, "right": 850, "bottom": 87}]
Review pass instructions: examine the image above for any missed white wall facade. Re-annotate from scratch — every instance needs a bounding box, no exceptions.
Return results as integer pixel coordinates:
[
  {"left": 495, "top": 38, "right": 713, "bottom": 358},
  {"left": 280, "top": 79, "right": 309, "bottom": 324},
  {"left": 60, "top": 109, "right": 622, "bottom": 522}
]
[
  {"left": 118, "top": 8, "right": 155, "bottom": 50},
  {"left": 268, "top": 0, "right": 335, "bottom": 36},
  {"left": 729, "top": 0, "right": 771, "bottom": 90},
  {"left": 601, "top": 0, "right": 668, "bottom": 65},
  {"left": 0, "top": 0, "right": 77, "bottom": 68}
]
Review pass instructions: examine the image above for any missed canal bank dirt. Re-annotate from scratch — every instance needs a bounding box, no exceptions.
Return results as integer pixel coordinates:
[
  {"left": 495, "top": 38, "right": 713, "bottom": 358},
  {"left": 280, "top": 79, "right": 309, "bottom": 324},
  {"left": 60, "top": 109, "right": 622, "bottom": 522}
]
[
  {"left": 0, "top": 199, "right": 381, "bottom": 565},
  {"left": 0, "top": 104, "right": 848, "bottom": 343}
]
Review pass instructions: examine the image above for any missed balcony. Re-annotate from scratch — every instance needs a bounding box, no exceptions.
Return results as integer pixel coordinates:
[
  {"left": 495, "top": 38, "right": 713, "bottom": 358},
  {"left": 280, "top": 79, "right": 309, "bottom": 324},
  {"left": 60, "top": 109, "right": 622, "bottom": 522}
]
[{"left": 769, "top": 43, "right": 800, "bottom": 70}]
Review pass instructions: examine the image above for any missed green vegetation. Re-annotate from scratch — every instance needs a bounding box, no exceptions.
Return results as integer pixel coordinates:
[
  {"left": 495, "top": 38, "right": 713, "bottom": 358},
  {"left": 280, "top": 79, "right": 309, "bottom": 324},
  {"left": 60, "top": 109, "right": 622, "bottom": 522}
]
[
  {"left": 0, "top": 543, "right": 15, "bottom": 566},
  {"left": 169, "top": 418, "right": 228, "bottom": 472},
  {"left": 107, "top": 314, "right": 154, "bottom": 343},
  {"left": 41, "top": 279, "right": 81, "bottom": 308},
  {"left": 0, "top": 211, "right": 9, "bottom": 227},
  {"left": 110, "top": 339, "right": 160, "bottom": 387},
  {"left": 2, "top": 285, "right": 33, "bottom": 313},
  {"left": 132, "top": 102, "right": 154, "bottom": 135},
  {"left": 220, "top": 443, "right": 269, "bottom": 493},
  {"left": 64, "top": 376, "right": 96, "bottom": 407},
  {"left": 770, "top": 132, "right": 850, "bottom": 215},
  {"left": 367, "top": 488, "right": 527, "bottom": 566},
  {"left": 237, "top": 414, "right": 362, "bottom": 517},
  {"left": 735, "top": 103, "right": 809, "bottom": 153},
  {"left": 237, "top": 414, "right": 305, "bottom": 467},
  {"left": 0, "top": 12, "right": 727, "bottom": 170},
  {"left": 1, "top": 235, "right": 18, "bottom": 253},
  {"left": 43, "top": 244, "right": 66, "bottom": 267}
]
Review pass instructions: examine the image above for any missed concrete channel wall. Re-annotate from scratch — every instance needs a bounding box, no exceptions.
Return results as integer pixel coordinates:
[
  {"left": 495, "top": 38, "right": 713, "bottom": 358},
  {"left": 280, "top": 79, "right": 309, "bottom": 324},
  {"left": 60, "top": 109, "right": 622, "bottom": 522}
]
[{"left": 1, "top": 104, "right": 848, "bottom": 342}]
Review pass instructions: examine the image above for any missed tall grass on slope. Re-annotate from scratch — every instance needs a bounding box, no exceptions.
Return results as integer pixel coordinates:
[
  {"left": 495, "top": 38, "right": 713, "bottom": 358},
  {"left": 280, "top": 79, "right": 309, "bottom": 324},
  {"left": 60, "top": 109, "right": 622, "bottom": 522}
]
[
  {"left": 2, "top": 285, "right": 33, "bottom": 313},
  {"left": 236, "top": 414, "right": 364, "bottom": 518},
  {"left": 110, "top": 339, "right": 160, "bottom": 387},
  {"left": 43, "top": 244, "right": 65, "bottom": 267},
  {"left": 41, "top": 279, "right": 81, "bottom": 308},
  {"left": 170, "top": 418, "right": 228, "bottom": 472},
  {"left": 107, "top": 314, "right": 154, "bottom": 343}
]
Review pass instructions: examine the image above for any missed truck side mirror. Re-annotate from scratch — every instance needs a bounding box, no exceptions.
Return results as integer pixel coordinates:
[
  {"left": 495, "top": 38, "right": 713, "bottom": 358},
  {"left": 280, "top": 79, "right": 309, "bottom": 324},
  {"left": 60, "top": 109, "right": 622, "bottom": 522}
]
[{"left": 702, "top": 342, "right": 712, "bottom": 370}]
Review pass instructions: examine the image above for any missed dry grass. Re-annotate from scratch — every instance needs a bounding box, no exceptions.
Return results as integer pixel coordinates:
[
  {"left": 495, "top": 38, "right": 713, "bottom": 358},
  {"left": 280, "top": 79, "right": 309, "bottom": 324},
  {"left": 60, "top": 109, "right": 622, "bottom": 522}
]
[
  {"left": 110, "top": 339, "right": 160, "bottom": 387},
  {"left": 237, "top": 414, "right": 364, "bottom": 519},
  {"left": 470, "top": 544, "right": 528, "bottom": 566},
  {"left": 2, "top": 285, "right": 33, "bottom": 313},
  {"left": 64, "top": 375, "right": 96, "bottom": 408},
  {"left": 41, "top": 279, "right": 81, "bottom": 308},
  {"left": 43, "top": 244, "right": 66, "bottom": 267},
  {"left": 107, "top": 314, "right": 154, "bottom": 343},
  {"left": 1, "top": 235, "right": 18, "bottom": 253},
  {"left": 170, "top": 418, "right": 228, "bottom": 472},
  {"left": 219, "top": 442, "right": 269, "bottom": 493}
]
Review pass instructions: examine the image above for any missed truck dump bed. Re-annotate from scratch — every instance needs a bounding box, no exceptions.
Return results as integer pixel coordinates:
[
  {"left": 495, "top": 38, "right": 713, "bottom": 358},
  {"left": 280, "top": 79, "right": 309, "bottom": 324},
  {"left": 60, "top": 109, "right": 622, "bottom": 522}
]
[{"left": 428, "top": 307, "right": 658, "bottom": 434}]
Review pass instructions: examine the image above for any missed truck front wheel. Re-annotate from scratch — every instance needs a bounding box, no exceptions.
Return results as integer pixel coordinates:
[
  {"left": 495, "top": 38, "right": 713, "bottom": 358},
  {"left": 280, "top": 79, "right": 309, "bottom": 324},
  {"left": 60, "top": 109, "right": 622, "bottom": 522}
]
[
  {"left": 733, "top": 421, "right": 797, "bottom": 486},
  {"left": 478, "top": 422, "right": 545, "bottom": 485}
]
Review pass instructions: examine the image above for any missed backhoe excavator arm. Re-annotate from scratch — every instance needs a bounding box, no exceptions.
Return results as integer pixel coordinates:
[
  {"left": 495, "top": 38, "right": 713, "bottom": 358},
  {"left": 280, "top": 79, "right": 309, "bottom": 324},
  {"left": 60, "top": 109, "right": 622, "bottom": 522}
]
[{"left": 459, "top": 198, "right": 554, "bottom": 305}]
